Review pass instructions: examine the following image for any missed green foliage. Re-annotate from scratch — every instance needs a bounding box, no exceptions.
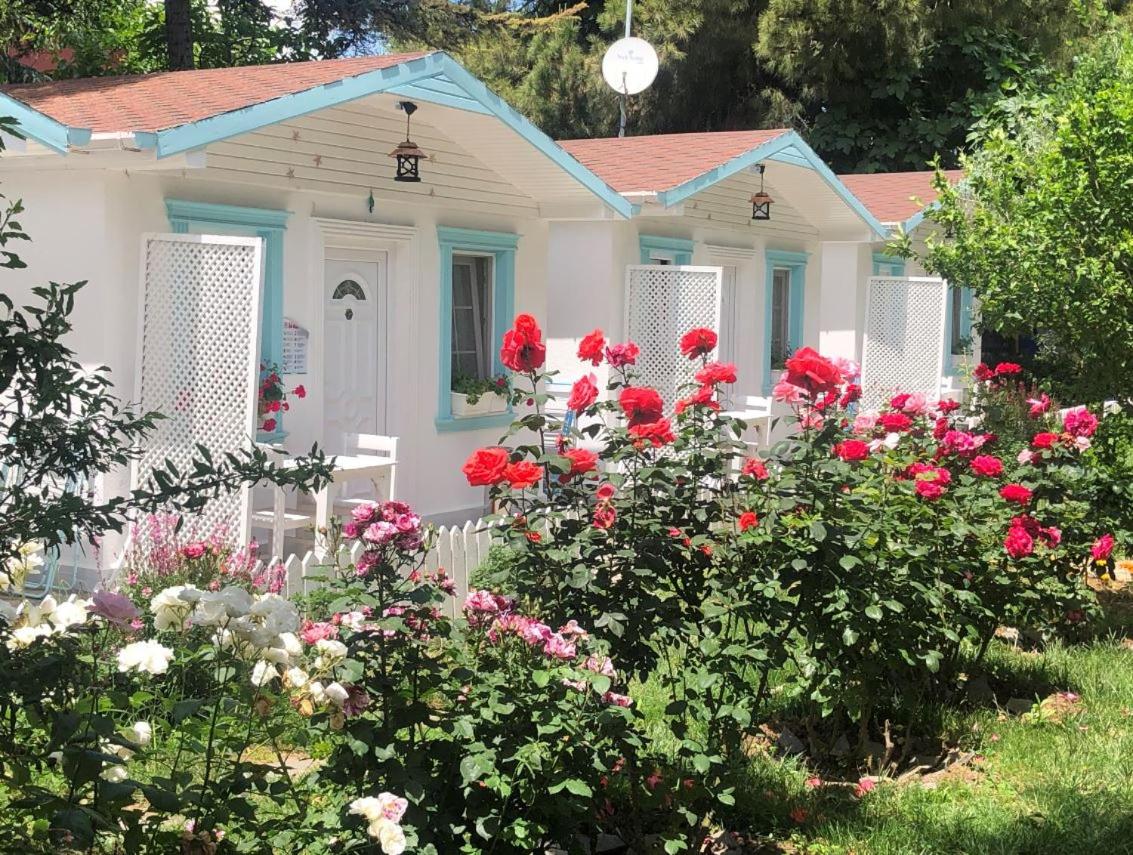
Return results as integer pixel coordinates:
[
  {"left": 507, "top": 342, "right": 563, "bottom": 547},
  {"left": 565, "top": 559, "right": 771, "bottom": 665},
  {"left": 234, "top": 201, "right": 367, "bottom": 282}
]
[{"left": 916, "top": 28, "right": 1133, "bottom": 403}]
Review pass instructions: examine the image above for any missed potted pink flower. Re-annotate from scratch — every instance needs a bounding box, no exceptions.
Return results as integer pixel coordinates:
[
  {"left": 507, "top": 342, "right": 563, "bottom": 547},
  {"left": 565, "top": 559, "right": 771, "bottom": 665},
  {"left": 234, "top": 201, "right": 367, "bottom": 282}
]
[
  {"left": 451, "top": 373, "right": 509, "bottom": 418},
  {"left": 258, "top": 361, "right": 307, "bottom": 433}
]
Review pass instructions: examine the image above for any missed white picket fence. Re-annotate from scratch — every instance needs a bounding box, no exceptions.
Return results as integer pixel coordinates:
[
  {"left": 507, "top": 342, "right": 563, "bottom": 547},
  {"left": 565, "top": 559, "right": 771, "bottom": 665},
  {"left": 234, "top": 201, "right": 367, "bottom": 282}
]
[{"left": 259, "top": 519, "right": 496, "bottom": 618}]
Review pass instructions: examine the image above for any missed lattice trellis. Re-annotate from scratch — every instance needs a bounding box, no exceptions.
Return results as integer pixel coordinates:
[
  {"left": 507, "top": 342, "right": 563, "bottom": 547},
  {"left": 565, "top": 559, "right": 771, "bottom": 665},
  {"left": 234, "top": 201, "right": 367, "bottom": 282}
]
[
  {"left": 134, "top": 234, "right": 264, "bottom": 543},
  {"left": 624, "top": 265, "right": 723, "bottom": 407},
  {"left": 860, "top": 276, "right": 948, "bottom": 410}
]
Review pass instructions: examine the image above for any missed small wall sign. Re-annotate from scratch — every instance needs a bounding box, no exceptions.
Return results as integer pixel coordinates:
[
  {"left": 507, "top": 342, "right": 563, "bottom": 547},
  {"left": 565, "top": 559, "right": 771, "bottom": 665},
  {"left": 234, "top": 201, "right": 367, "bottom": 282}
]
[{"left": 282, "top": 317, "right": 309, "bottom": 375}]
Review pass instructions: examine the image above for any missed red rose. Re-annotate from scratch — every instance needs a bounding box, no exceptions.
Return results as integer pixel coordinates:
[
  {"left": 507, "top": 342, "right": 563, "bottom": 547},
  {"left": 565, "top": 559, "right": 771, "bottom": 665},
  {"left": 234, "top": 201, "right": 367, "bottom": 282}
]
[
  {"left": 567, "top": 374, "right": 599, "bottom": 412},
  {"left": 502, "top": 461, "right": 543, "bottom": 490},
  {"left": 462, "top": 447, "right": 510, "bottom": 486},
  {"left": 889, "top": 393, "right": 910, "bottom": 410},
  {"left": 1091, "top": 533, "right": 1115, "bottom": 563},
  {"left": 619, "top": 386, "right": 664, "bottom": 427},
  {"left": 592, "top": 504, "right": 617, "bottom": 530},
  {"left": 562, "top": 448, "right": 598, "bottom": 479},
  {"left": 578, "top": 330, "right": 606, "bottom": 366},
  {"left": 839, "top": 383, "right": 862, "bottom": 407},
  {"left": 628, "top": 418, "right": 675, "bottom": 447},
  {"left": 738, "top": 511, "right": 758, "bottom": 531},
  {"left": 741, "top": 457, "right": 769, "bottom": 480},
  {"left": 999, "top": 483, "right": 1033, "bottom": 505},
  {"left": 500, "top": 314, "right": 546, "bottom": 373},
  {"left": 878, "top": 412, "right": 913, "bottom": 433},
  {"left": 262, "top": 418, "right": 277, "bottom": 433},
  {"left": 1063, "top": 407, "right": 1098, "bottom": 438},
  {"left": 675, "top": 384, "right": 719, "bottom": 414},
  {"left": 973, "top": 363, "right": 994, "bottom": 382},
  {"left": 694, "top": 361, "right": 737, "bottom": 386},
  {"left": 834, "top": 440, "right": 870, "bottom": 461},
  {"left": 679, "top": 327, "right": 718, "bottom": 359},
  {"left": 937, "top": 399, "right": 961, "bottom": 414},
  {"left": 605, "top": 341, "right": 639, "bottom": 368},
  {"left": 915, "top": 479, "right": 945, "bottom": 501},
  {"left": 596, "top": 483, "right": 616, "bottom": 501},
  {"left": 970, "top": 455, "right": 1004, "bottom": 477},
  {"left": 994, "top": 362, "right": 1022, "bottom": 376},
  {"left": 1004, "top": 525, "right": 1034, "bottom": 558},
  {"left": 783, "top": 347, "right": 842, "bottom": 397},
  {"left": 293, "top": 384, "right": 307, "bottom": 399},
  {"left": 1032, "top": 432, "right": 1059, "bottom": 449}
]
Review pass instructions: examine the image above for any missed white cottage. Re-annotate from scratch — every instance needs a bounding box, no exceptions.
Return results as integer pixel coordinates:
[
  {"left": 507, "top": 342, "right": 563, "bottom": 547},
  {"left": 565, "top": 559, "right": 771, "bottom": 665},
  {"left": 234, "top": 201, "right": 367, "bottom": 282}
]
[
  {"left": 0, "top": 51, "right": 633, "bottom": 558},
  {"left": 545, "top": 134, "right": 972, "bottom": 413}
]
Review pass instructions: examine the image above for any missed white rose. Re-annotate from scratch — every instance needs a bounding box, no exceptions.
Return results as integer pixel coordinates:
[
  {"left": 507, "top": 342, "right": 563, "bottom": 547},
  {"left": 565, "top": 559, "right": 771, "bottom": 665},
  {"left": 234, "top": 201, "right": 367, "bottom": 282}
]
[
  {"left": 262, "top": 646, "right": 291, "bottom": 665},
  {"left": 349, "top": 796, "right": 384, "bottom": 822},
  {"left": 150, "top": 586, "right": 195, "bottom": 632},
  {"left": 308, "top": 681, "right": 326, "bottom": 704},
  {"left": 278, "top": 632, "right": 302, "bottom": 659},
  {"left": 101, "top": 764, "right": 128, "bottom": 783},
  {"left": 128, "top": 721, "right": 153, "bottom": 747},
  {"left": 49, "top": 597, "right": 90, "bottom": 631},
  {"left": 324, "top": 681, "right": 350, "bottom": 708},
  {"left": 284, "top": 667, "right": 309, "bottom": 689},
  {"left": 7, "top": 624, "right": 52, "bottom": 650},
  {"left": 116, "top": 640, "right": 174, "bottom": 676},
  {"left": 314, "top": 638, "right": 347, "bottom": 668},
  {"left": 251, "top": 660, "right": 279, "bottom": 687},
  {"left": 369, "top": 818, "right": 406, "bottom": 855}
]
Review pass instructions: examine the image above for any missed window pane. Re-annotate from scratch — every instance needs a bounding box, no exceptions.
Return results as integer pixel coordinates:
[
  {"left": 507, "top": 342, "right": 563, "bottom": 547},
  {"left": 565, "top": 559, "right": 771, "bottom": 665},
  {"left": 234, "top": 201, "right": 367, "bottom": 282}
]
[
  {"left": 950, "top": 288, "right": 964, "bottom": 355},
  {"left": 771, "top": 268, "right": 792, "bottom": 370},
  {"left": 451, "top": 254, "right": 494, "bottom": 382}
]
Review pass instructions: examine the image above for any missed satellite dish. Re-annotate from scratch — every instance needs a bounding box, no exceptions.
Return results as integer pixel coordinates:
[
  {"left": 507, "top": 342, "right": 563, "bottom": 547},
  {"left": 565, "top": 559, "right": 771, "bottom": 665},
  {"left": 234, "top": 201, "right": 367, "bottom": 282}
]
[{"left": 602, "top": 37, "right": 658, "bottom": 96}]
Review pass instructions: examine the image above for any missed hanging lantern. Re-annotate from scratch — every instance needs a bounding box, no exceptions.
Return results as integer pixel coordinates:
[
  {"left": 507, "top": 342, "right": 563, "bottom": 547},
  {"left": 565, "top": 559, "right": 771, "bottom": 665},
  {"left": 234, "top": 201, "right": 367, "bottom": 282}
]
[
  {"left": 389, "top": 101, "right": 427, "bottom": 182},
  {"left": 750, "top": 163, "right": 773, "bottom": 221}
]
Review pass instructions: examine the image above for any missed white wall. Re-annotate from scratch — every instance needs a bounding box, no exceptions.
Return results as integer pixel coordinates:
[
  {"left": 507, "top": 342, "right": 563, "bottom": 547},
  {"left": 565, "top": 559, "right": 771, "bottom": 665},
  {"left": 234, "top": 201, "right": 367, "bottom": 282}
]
[{"left": 0, "top": 160, "right": 550, "bottom": 541}]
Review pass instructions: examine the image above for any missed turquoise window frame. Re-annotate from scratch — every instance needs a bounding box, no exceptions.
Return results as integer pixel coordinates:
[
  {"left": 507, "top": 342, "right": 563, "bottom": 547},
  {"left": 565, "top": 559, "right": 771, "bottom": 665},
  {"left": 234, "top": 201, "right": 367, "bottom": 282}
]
[
  {"left": 943, "top": 285, "right": 974, "bottom": 374},
  {"left": 639, "top": 234, "right": 694, "bottom": 265},
  {"left": 872, "top": 251, "right": 906, "bottom": 277},
  {"left": 165, "top": 199, "right": 290, "bottom": 442},
  {"left": 763, "top": 249, "right": 808, "bottom": 393},
  {"left": 436, "top": 226, "right": 519, "bottom": 432}
]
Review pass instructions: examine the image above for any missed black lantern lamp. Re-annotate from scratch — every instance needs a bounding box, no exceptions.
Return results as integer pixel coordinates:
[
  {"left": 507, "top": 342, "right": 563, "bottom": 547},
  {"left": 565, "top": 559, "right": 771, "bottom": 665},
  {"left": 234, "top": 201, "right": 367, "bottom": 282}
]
[
  {"left": 750, "top": 163, "right": 773, "bottom": 221},
  {"left": 390, "top": 101, "right": 427, "bottom": 182}
]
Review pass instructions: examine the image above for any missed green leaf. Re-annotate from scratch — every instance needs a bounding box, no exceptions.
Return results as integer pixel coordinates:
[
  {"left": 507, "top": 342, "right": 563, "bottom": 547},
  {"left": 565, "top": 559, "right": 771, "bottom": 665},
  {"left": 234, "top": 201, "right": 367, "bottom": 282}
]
[
  {"left": 865, "top": 605, "right": 883, "bottom": 621},
  {"left": 563, "top": 778, "right": 593, "bottom": 797}
]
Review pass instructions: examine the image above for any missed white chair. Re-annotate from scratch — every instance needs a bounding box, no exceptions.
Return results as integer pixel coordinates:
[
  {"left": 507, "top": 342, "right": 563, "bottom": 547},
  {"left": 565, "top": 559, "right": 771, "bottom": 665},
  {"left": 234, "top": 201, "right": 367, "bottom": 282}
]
[
  {"left": 334, "top": 433, "right": 398, "bottom": 514},
  {"left": 726, "top": 395, "right": 774, "bottom": 449}
]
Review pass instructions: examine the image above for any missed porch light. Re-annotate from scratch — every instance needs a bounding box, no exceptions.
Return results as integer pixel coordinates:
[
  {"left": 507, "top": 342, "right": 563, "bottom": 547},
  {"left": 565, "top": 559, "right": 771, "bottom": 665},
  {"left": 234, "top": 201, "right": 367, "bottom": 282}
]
[
  {"left": 750, "top": 163, "right": 773, "bottom": 221},
  {"left": 390, "top": 101, "right": 427, "bottom": 182}
]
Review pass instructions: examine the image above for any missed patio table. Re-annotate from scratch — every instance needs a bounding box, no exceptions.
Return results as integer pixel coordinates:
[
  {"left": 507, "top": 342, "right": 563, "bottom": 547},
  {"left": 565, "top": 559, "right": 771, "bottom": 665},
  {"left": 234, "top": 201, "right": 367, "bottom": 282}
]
[{"left": 255, "top": 453, "right": 396, "bottom": 557}]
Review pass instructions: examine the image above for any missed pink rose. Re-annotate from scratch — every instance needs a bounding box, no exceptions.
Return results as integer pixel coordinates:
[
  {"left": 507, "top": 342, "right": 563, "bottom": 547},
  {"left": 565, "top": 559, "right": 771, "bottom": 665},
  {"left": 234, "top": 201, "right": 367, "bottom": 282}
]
[{"left": 90, "top": 590, "right": 140, "bottom": 627}]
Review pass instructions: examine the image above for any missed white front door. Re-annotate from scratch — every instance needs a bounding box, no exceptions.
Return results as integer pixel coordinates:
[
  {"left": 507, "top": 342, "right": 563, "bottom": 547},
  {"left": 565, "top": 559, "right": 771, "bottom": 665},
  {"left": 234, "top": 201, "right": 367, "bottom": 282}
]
[{"left": 324, "top": 259, "right": 385, "bottom": 454}]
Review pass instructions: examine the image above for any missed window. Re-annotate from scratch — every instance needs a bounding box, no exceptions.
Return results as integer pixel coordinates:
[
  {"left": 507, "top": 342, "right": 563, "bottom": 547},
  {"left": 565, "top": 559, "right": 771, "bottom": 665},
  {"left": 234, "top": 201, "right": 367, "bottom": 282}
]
[
  {"left": 769, "top": 268, "right": 792, "bottom": 370},
  {"left": 763, "top": 249, "right": 808, "bottom": 391},
  {"left": 436, "top": 227, "right": 518, "bottom": 430},
  {"left": 872, "top": 252, "right": 906, "bottom": 277},
  {"left": 450, "top": 255, "right": 494, "bottom": 382},
  {"left": 639, "top": 235, "right": 694, "bottom": 265},
  {"left": 944, "top": 285, "right": 974, "bottom": 372}
]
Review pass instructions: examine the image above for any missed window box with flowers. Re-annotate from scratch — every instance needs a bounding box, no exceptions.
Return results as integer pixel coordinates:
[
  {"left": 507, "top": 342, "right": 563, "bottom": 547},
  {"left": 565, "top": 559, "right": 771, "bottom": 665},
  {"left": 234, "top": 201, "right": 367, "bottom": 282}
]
[
  {"left": 451, "top": 373, "right": 510, "bottom": 418},
  {"left": 257, "top": 362, "right": 306, "bottom": 440}
]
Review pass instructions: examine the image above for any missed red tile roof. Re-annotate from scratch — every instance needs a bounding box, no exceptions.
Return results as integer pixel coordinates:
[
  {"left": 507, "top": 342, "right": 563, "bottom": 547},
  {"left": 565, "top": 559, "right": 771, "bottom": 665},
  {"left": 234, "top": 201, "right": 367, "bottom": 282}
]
[
  {"left": 838, "top": 169, "right": 964, "bottom": 223},
  {"left": 558, "top": 130, "right": 790, "bottom": 193},
  {"left": 0, "top": 52, "right": 428, "bottom": 132}
]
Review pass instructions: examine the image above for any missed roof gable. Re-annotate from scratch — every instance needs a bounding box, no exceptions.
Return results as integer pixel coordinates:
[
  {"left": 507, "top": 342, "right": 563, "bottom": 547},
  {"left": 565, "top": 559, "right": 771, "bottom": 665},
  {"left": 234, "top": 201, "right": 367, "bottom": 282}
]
[
  {"left": 558, "top": 130, "right": 789, "bottom": 194},
  {"left": 838, "top": 169, "right": 964, "bottom": 225},
  {"left": 0, "top": 53, "right": 427, "bottom": 133}
]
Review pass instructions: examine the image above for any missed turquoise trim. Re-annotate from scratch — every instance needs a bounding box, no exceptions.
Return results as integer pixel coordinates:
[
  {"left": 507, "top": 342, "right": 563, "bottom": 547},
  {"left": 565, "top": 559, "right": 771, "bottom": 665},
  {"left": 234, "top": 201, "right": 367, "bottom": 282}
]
[
  {"left": 943, "top": 285, "right": 974, "bottom": 374},
  {"left": 436, "top": 226, "right": 518, "bottom": 427},
  {"left": 0, "top": 93, "right": 90, "bottom": 154},
  {"left": 165, "top": 199, "right": 291, "bottom": 440},
  {"left": 435, "top": 412, "right": 514, "bottom": 433},
  {"left": 656, "top": 130, "right": 889, "bottom": 239},
  {"left": 872, "top": 252, "right": 906, "bottom": 277},
  {"left": 123, "top": 52, "right": 631, "bottom": 219},
  {"left": 639, "top": 234, "right": 694, "bottom": 265},
  {"left": 763, "top": 249, "right": 809, "bottom": 393}
]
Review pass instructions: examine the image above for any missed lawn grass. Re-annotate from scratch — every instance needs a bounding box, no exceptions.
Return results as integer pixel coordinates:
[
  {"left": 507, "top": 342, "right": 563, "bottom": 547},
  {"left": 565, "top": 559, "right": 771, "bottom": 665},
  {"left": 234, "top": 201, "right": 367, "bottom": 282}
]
[{"left": 638, "top": 594, "right": 1133, "bottom": 854}]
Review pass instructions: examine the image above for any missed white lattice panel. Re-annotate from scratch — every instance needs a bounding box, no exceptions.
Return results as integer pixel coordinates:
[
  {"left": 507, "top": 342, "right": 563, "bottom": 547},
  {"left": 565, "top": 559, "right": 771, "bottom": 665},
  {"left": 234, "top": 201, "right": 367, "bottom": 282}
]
[
  {"left": 861, "top": 276, "right": 948, "bottom": 410},
  {"left": 134, "top": 234, "right": 264, "bottom": 543},
  {"left": 624, "top": 265, "right": 723, "bottom": 407}
]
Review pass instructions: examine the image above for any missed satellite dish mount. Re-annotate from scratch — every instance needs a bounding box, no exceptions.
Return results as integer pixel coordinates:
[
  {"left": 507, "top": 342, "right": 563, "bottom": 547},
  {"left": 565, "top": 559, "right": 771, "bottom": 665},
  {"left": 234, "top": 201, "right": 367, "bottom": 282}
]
[{"left": 601, "top": 1, "right": 658, "bottom": 137}]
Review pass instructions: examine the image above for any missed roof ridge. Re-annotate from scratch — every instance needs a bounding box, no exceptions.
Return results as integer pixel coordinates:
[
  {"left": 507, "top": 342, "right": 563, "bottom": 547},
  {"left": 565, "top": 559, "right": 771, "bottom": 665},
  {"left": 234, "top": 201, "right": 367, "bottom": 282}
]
[{"left": 0, "top": 51, "right": 433, "bottom": 95}]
